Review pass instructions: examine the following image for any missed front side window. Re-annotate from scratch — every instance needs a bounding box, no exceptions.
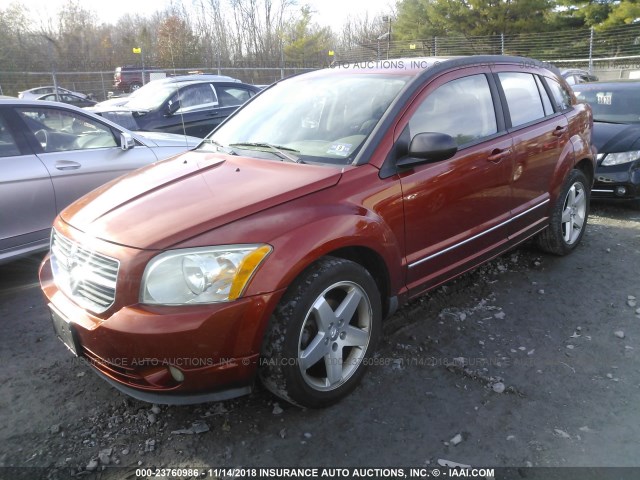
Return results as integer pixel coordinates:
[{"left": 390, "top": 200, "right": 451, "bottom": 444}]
[
  {"left": 17, "top": 108, "right": 117, "bottom": 152},
  {"left": 498, "top": 72, "right": 546, "bottom": 127},
  {"left": 409, "top": 74, "right": 498, "bottom": 146}
]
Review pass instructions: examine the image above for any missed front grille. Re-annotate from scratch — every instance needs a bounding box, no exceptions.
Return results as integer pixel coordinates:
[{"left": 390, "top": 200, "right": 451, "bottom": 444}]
[{"left": 50, "top": 230, "right": 119, "bottom": 313}]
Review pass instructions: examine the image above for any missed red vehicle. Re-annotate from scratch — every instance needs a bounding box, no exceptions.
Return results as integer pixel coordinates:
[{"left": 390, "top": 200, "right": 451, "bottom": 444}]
[
  {"left": 40, "top": 56, "right": 595, "bottom": 408},
  {"left": 113, "top": 66, "right": 165, "bottom": 92}
]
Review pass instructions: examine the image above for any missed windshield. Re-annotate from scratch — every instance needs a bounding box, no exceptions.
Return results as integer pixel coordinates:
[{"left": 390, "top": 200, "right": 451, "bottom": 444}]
[
  {"left": 125, "top": 83, "right": 178, "bottom": 111},
  {"left": 200, "top": 72, "right": 409, "bottom": 165},
  {"left": 574, "top": 85, "right": 640, "bottom": 124}
]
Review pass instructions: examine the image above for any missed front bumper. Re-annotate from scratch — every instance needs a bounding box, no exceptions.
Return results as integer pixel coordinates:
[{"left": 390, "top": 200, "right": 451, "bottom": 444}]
[
  {"left": 40, "top": 254, "right": 283, "bottom": 404},
  {"left": 592, "top": 160, "right": 640, "bottom": 200}
]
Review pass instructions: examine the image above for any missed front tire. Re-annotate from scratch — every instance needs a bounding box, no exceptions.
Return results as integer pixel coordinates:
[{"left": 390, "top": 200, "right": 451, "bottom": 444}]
[
  {"left": 259, "top": 257, "right": 382, "bottom": 408},
  {"left": 537, "top": 169, "right": 590, "bottom": 255}
]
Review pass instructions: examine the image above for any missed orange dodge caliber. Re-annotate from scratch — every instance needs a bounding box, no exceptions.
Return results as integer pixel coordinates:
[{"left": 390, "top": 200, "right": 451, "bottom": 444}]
[{"left": 40, "top": 56, "right": 595, "bottom": 408}]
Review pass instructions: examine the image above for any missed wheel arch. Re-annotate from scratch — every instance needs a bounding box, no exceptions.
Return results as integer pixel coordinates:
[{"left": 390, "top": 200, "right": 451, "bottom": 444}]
[
  {"left": 575, "top": 157, "right": 595, "bottom": 187},
  {"left": 324, "top": 245, "right": 394, "bottom": 319}
]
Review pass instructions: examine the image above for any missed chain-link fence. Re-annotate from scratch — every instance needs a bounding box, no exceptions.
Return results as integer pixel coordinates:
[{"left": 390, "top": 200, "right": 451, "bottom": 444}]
[{"left": 3, "top": 23, "right": 640, "bottom": 100}]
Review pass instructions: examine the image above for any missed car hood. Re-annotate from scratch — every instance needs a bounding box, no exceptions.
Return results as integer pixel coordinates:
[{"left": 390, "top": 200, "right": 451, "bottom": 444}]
[
  {"left": 134, "top": 130, "right": 200, "bottom": 148},
  {"left": 60, "top": 152, "right": 342, "bottom": 250},
  {"left": 593, "top": 121, "right": 640, "bottom": 153}
]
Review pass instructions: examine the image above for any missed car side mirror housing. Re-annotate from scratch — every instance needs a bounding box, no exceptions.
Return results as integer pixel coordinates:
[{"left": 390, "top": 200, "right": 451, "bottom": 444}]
[
  {"left": 397, "top": 132, "right": 458, "bottom": 168},
  {"left": 120, "top": 132, "right": 135, "bottom": 151},
  {"left": 166, "top": 100, "right": 181, "bottom": 116}
]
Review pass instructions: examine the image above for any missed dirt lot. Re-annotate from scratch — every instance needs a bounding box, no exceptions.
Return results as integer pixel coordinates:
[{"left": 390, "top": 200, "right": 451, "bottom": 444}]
[{"left": 1, "top": 202, "right": 639, "bottom": 480}]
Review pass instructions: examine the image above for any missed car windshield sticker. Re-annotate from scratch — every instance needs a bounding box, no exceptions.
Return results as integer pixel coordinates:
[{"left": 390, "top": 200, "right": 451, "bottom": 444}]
[
  {"left": 327, "top": 143, "right": 352, "bottom": 156},
  {"left": 596, "top": 92, "right": 612, "bottom": 105}
]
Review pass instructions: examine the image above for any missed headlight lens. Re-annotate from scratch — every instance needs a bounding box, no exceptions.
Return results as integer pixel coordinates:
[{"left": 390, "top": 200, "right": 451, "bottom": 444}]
[
  {"left": 600, "top": 150, "right": 640, "bottom": 166},
  {"left": 141, "top": 244, "right": 272, "bottom": 305}
]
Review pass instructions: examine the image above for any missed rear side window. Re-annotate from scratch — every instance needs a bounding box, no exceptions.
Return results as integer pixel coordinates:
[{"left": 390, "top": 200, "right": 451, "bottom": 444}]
[
  {"left": 409, "top": 74, "right": 498, "bottom": 146},
  {"left": 177, "top": 84, "right": 219, "bottom": 112},
  {"left": 546, "top": 78, "right": 573, "bottom": 111},
  {"left": 217, "top": 86, "right": 252, "bottom": 107},
  {"left": 0, "top": 114, "right": 20, "bottom": 157},
  {"left": 498, "top": 72, "right": 545, "bottom": 127}
]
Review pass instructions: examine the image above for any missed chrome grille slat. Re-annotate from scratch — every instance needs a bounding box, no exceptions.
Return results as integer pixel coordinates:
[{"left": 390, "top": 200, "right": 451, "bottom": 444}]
[{"left": 50, "top": 230, "right": 119, "bottom": 313}]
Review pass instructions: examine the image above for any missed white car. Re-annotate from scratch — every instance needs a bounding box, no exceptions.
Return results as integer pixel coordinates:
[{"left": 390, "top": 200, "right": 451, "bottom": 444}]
[
  {"left": 18, "top": 86, "right": 90, "bottom": 100},
  {"left": 0, "top": 99, "right": 200, "bottom": 264}
]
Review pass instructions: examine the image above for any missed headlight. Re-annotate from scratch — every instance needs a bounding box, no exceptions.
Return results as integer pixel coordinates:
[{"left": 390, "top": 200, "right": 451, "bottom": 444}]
[
  {"left": 141, "top": 244, "right": 272, "bottom": 305},
  {"left": 600, "top": 150, "right": 640, "bottom": 166}
]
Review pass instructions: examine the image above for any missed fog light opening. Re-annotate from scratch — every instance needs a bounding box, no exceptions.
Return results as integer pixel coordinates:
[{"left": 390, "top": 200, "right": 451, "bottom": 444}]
[
  {"left": 169, "top": 366, "right": 185, "bottom": 382},
  {"left": 615, "top": 186, "right": 627, "bottom": 196}
]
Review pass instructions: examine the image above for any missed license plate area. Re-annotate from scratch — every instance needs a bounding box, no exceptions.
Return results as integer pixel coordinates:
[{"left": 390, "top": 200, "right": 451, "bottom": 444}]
[{"left": 50, "top": 306, "right": 80, "bottom": 356}]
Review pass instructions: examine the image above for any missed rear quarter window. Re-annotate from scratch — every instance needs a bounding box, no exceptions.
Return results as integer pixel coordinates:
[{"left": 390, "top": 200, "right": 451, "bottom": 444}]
[{"left": 545, "top": 78, "right": 573, "bottom": 112}]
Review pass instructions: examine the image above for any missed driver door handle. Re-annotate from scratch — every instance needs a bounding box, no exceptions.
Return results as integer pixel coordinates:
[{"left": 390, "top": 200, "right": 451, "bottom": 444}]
[
  {"left": 55, "top": 161, "right": 81, "bottom": 170},
  {"left": 487, "top": 148, "right": 512, "bottom": 163}
]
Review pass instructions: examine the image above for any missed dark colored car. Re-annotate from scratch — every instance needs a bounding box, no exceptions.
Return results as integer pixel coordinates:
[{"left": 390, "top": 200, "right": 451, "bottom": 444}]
[
  {"left": 91, "top": 75, "right": 261, "bottom": 138},
  {"left": 573, "top": 80, "right": 640, "bottom": 207},
  {"left": 40, "top": 56, "right": 595, "bottom": 408},
  {"left": 36, "top": 92, "right": 97, "bottom": 107},
  {"left": 562, "top": 69, "right": 599, "bottom": 86}
]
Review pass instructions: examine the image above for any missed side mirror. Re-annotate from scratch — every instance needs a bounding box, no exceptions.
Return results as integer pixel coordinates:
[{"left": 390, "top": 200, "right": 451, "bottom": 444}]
[
  {"left": 397, "top": 132, "right": 458, "bottom": 168},
  {"left": 166, "top": 100, "right": 181, "bottom": 116},
  {"left": 120, "top": 132, "right": 135, "bottom": 151}
]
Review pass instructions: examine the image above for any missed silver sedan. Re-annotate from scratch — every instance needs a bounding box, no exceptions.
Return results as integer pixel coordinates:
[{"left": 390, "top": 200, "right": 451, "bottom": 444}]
[{"left": 0, "top": 99, "right": 199, "bottom": 264}]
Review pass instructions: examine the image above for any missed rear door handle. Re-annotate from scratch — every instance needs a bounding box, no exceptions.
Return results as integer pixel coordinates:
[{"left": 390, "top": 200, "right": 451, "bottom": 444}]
[
  {"left": 487, "top": 148, "right": 512, "bottom": 163},
  {"left": 552, "top": 126, "right": 568, "bottom": 137},
  {"left": 55, "top": 161, "right": 81, "bottom": 170}
]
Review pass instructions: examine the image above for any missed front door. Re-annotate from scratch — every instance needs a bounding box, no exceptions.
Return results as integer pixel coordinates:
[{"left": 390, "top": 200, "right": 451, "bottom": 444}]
[{"left": 397, "top": 69, "right": 514, "bottom": 294}]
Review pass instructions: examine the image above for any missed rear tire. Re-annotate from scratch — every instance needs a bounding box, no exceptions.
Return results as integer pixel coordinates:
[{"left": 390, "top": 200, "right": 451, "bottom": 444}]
[
  {"left": 259, "top": 257, "right": 382, "bottom": 408},
  {"left": 537, "top": 169, "right": 590, "bottom": 255}
]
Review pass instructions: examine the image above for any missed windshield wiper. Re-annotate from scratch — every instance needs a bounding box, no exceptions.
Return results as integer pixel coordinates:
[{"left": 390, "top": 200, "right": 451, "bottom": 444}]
[
  {"left": 229, "top": 142, "right": 301, "bottom": 163},
  {"left": 202, "top": 139, "right": 238, "bottom": 155}
]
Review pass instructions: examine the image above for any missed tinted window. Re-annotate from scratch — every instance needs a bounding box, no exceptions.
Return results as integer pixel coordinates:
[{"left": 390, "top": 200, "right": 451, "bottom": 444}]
[
  {"left": 177, "top": 84, "right": 218, "bottom": 112},
  {"left": 0, "top": 115, "right": 20, "bottom": 157},
  {"left": 409, "top": 74, "right": 498, "bottom": 146},
  {"left": 546, "top": 78, "right": 572, "bottom": 111},
  {"left": 17, "top": 108, "right": 117, "bottom": 152},
  {"left": 535, "top": 75, "right": 554, "bottom": 116},
  {"left": 217, "top": 86, "right": 252, "bottom": 107},
  {"left": 574, "top": 85, "right": 640, "bottom": 124},
  {"left": 498, "top": 72, "right": 545, "bottom": 127}
]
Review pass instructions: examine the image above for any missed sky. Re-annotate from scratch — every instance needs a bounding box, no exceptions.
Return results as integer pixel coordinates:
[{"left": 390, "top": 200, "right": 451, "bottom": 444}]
[{"left": 16, "top": 0, "right": 395, "bottom": 32}]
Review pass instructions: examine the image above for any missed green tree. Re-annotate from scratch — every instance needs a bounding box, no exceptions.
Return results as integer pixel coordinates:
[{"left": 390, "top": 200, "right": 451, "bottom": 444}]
[
  {"left": 156, "top": 13, "right": 203, "bottom": 68},
  {"left": 395, "top": 0, "right": 554, "bottom": 38},
  {"left": 601, "top": 0, "right": 640, "bottom": 27},
  {"left": 283, "top": 6, "right": 334, "bottom": 66}
]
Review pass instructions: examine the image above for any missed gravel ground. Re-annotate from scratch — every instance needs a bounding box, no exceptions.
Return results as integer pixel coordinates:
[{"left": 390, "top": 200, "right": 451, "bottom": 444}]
[{"left": 0, "top": 202, "right": 639, "bottom": 480}]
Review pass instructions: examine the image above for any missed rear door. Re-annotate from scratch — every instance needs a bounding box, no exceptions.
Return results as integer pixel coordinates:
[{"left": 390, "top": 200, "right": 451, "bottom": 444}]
[
  {"left": 491, "top": 67, "right": 573, "bottom": 240},
  {"left": 164, "top": 83, "right": 221, "bottom": 137},
  {"left": 12, "top": 106, "right": 158, "bottom": 214},
  {"left": 0, "top": 108, "right": 56, "bottom": 257},
  {"left": 397, "top": 68, "right": 515, "bottom": 294}
]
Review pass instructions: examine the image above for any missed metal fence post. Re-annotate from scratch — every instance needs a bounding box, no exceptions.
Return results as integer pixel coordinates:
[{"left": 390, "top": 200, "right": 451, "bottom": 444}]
[
  {"left": 434, "top": 37, "right": 438, "bottom": 56},
  {"left": 280, "top": 44, "right": 285, "bottom": 79},
  {"left": 501, "top": 33, "right": 505, "bottom": 55},
  {"left": 589, "top": 27, "right": 594, "bottom": 74}
]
